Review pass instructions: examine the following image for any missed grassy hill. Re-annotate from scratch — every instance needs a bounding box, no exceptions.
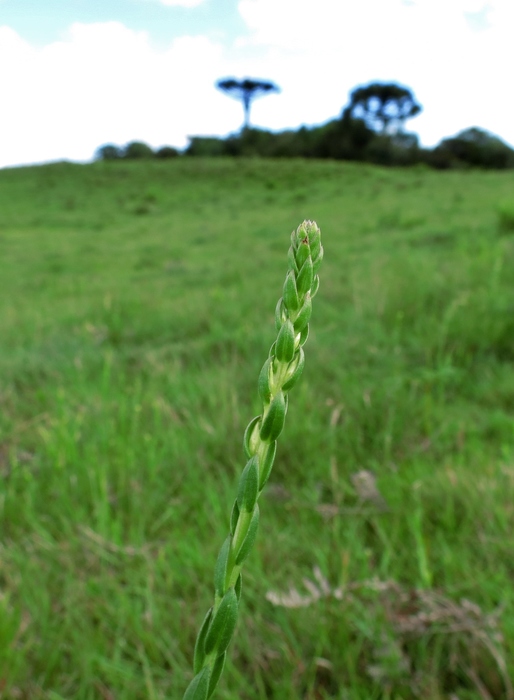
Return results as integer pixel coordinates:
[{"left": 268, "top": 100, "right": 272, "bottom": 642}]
[{"left": 1, "top": 158, "right": 514, "bottom": 699}]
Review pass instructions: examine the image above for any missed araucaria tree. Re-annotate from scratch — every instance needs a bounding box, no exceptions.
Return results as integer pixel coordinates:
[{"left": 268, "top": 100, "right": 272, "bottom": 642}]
[
  {"left": 343, "top": 82, "right": 422, "bottom": 134},
  {"left": 216, "top": 77, "right": 280, "bottom": 130}
]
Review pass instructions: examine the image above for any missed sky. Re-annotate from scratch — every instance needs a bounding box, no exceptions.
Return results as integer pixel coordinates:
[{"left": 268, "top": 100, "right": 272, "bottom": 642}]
[{"left": 1, "top": 0, "right": 513, "bottom": 169}]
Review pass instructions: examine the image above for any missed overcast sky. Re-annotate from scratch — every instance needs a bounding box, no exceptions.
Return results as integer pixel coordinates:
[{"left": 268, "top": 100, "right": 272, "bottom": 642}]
[{"left": 1, "top": 0, "right": 513, "bottom": 169}]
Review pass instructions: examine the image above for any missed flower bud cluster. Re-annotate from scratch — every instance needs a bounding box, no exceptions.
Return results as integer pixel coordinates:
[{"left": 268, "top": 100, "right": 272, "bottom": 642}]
[{"left": 183, "top": 221, "right": 322, "bottom": 700}]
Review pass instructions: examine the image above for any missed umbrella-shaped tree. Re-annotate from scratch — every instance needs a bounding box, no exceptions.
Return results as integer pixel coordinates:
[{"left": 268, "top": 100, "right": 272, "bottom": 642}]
[
  {"left": 216, "top": 77, "right": 280, "bottom": 130},
  {"left": 343, "top": 82, "right": 422, "bottom": 134}
]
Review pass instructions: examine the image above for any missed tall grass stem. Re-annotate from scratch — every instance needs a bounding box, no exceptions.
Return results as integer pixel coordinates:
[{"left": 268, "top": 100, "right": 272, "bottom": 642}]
[{"left": 182, "top": 220, "right": 323, "bottom": 699}]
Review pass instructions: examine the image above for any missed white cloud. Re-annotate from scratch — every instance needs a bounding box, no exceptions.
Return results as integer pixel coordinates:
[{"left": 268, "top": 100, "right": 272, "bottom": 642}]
[{"left": 0, "top": 22, "right": 234, "bottom": 168}]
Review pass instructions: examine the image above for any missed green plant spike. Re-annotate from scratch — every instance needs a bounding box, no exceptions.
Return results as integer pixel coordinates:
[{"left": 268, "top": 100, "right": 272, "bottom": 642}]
[{"left": 182, "top": 220, "right": 323, "bottom": 699}]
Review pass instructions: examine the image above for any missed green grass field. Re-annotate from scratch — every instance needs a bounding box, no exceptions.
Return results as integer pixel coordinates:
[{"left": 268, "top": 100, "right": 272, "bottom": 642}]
[{"left": 1, "top": 157, "right": 513, "bottom": 699}]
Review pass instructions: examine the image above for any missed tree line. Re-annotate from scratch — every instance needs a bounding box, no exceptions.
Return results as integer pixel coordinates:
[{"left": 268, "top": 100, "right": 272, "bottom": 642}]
[{"left": 96, "top": 80, "right": 514, "bottom": 170}]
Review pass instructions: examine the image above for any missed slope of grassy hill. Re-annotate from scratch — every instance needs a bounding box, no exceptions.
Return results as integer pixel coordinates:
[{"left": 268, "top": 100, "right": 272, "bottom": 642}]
[{"left": 1, "top": 158, "right": 514, "bottom": 699}]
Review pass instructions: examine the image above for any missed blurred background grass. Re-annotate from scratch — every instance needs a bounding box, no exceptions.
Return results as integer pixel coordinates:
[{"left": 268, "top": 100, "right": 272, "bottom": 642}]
[{"left": 0, "top": 158, "right": 513, "bottom": 699}]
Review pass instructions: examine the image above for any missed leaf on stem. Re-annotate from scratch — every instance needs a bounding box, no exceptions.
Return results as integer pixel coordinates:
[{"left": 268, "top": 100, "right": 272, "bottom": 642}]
[
  {"left": 234, "top": 506, "right": 260, "bottom": 565},
  {"left": 214, "top": 537, "right": 232, "bottom": 598},
  {"left": 204, "top": 588, "right": 239, "bottom": 656},
  {"left": 237, "top": 456, "right": 259, "bottom": 512},
  {"left": 260, "top": 392, "right": 287, "bottom": 442},
  {"left": 184, "top": 667, "right": 211, "bottom": 700}
]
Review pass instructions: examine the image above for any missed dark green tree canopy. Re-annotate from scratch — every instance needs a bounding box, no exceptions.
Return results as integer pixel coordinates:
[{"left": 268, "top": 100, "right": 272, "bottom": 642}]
[
  {"left": 216, "top": 77, "right": 280, "bottom": 130},
  {"left": 434, "top": 126, "right": 514, "bottom": 169},
  {"left": 123, "top": 141, "right": 154, "bottom": 159},
  {"left": 343, "top": 82, "right": 422, "bottom": 133},
  {"left": 95, "top": 144, "right": 122, "bottom": 160}
]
